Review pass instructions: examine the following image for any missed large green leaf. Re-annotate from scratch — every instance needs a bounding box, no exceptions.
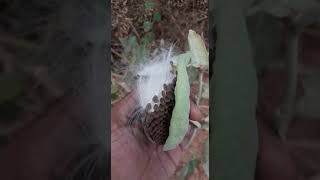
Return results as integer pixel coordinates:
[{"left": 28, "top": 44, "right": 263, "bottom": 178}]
[
  {"left": 163, "top": 53, "right": 191, "bottom": 151},
  {"left": 188, "top": 30, "right": 209, "bottom": 69},
  {"left": 212, "top": 0, "right": 258, "bottom": 180}
]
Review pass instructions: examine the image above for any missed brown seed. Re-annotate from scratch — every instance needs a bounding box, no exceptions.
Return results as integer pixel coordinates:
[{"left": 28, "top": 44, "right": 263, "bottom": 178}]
[
  {"left": 159, "top": 105, "right": 165, "bottom": 112},
  {"left": 154, "top": 104, "right": 159, "bottom": 111},
  {"left": 173, "top": 77, "right": 177, "bottom": 82},
  {"left": 160, "top": 97, "right": 165, "bottom": 104},
  {"left": 142, "top": 79, "right": 177, "bottom": 145},
  {"left": 168, "top": 84, "right": 174, "bottom": 91},
  {"left": 153, "top": 112, "right": 160, "bottom": 119},
  {"left": 163, "top": 84, "right": 168, "bottom": 91},
  {"left": 152, "top": 95, "right": 159, "bottom": 103},
  {"left": 146, "top": 103, "right": 151, "bottom": 111},
  {"left": 162, "top": 90, "right": 166, "bottom": 97}
]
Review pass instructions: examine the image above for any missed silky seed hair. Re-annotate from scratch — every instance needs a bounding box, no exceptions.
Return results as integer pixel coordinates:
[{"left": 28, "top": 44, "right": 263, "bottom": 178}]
[
  {"left": 136, "top": 45, "right": 175, "bottom": 113},
  {"left": 130, "top": 45, "right": 178, "bottom": 144}
]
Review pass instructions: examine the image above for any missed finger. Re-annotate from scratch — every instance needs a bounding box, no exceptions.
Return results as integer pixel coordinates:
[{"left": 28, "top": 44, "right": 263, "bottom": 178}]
[
  {"left": 179, "top": 125, "right": 196, "bottom": 150},
  {"left": 112, "top": 90, "right": 139, "bottom": 116},
  {"left": 189, "top": 100, "right": 203, "bottom": 121},
  {"left": 111, "top": 91, "right": 140, "bottom": 128}
]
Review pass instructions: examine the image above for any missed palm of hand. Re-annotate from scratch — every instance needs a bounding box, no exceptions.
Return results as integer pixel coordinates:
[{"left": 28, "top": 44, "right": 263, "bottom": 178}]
[{"left": 111, "top": 92, "right": 202, "bottom": 180}]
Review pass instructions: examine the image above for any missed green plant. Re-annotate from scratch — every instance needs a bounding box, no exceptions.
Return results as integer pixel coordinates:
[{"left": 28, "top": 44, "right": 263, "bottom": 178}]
[
  {"left": 177, "top": 156, "right": 199, "bottom": 180},
  {"left": 164, "top": 30, "right": 209, "bottom": 151},
  {"left": 247, "top": 0, "right": 320, "bottom": 139},
  {"left": 212, "top": 1, "right": 258, "bottom": 180}
]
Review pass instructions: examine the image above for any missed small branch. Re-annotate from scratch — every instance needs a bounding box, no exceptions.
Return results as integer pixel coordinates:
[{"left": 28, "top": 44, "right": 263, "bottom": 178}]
[
  {"left": 278, "top": 30, "right": 300, "bottom": 140},
  {"left": 128, "top": 21, "right": 140, "bottom": 40},
  {"left": 196, "top": 69, "right": 204, "bottom": 105},
  {"left": 196, "top": 16, "right": 208, "bottom": 23},
  {"left": 169, "top": 14, "right": 185, "bottom": 39},
  {"left": 111, "top": 48, "right": 127, "bottom": 61}
]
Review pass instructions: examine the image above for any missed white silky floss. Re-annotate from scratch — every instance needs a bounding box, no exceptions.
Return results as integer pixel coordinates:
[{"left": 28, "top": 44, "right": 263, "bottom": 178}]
[{"left": 136, "top": 47, "right": 175, "bottom": 112}]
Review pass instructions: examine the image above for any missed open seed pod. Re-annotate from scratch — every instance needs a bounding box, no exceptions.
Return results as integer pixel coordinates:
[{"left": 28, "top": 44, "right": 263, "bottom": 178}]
[
  {"left": 143, "top": 77, "right": 177, "bottom": 144},
  {"left": 128, "top": 47, "right": 179, "bottom": 145}
]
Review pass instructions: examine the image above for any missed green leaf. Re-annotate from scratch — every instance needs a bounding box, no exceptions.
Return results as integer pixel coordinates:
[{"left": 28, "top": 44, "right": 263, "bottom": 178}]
[
  {"left": 177, "top": 156, "right": 199, "bottom": 180},
  {"left": 133, "top": 44, "right": 149, "bottom": 64},
  {"left": 0, "top": 72, "right": 24, "bottom": 103},
  {"left": 171, "top": 51, "right": 192, "bottom": 65},
  {"left": 144, "top": 1, "right": 156, "bottom": 10},
  {"left": 153, "top": 12, "right": 161, "bottom": 22},
  {"left": 119, "top": 35, "right": 138, "bottom": 54},
  {"left": 143, "top": 21, "right": 153, "bottom": 32},
  {"left": 212, "top": 1, "right": 258, "bottom": 180},
  {"left": 188, "top": 30, "right": 209, "bottom": 69},
  {"left": 128, "top": 35, "right": 138, "bottom": 50},
  {"left": 141, "top": 32, "right": 155, "bottom": 46},
  {"left": 163, "top": 53, "right": 191, "bottom": 151},
  {"left": 186, "top": 158, "right": 198, "bottom": 177},
  {"left": 187, "top": 66, "right": 199, "bottom": 84}
]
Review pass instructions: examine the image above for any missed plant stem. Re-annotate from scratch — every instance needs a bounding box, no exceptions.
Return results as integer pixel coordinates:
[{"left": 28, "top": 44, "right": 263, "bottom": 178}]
[
  {"left": 197, "top": 69, "right": 204, "bottom": 105},
  {"left": 279, "top": 30, "right": 299, "bottom": 140}
]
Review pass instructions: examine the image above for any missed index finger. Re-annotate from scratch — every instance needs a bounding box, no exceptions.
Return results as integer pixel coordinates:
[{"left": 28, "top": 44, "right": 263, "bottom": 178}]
[{"left": 189, "top": 100, "right": 204, "bottom": 122}]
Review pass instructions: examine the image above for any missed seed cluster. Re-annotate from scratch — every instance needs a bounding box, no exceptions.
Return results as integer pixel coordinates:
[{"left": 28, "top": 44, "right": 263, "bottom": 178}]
[{"left": 143, "top": 77, "right": 177, "bottom": 144}]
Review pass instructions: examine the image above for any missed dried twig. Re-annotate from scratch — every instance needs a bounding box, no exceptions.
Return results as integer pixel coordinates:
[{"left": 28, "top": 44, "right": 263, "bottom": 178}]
[
  {"left": 196, "top": 69, "right": 204, "bottom": 105},
  {"left": 128, "top": 21, "right": 140, "bottom": 40},
  {"left": 111, "top": 48, "right": 127, "bottom": 61},
  {"left": 169, "top": 14, "right": 185, "bottom": 39}
]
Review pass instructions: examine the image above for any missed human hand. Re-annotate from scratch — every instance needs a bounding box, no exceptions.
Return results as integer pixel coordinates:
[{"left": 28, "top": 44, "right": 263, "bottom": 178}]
[{"left": 111, "top": 91, "right": 203, "bottom": 180}]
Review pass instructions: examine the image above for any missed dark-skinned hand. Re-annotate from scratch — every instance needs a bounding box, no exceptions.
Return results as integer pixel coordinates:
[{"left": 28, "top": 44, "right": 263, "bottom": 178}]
[{"left": 111, "top": 91, "right": 203, "bottom": 180}]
